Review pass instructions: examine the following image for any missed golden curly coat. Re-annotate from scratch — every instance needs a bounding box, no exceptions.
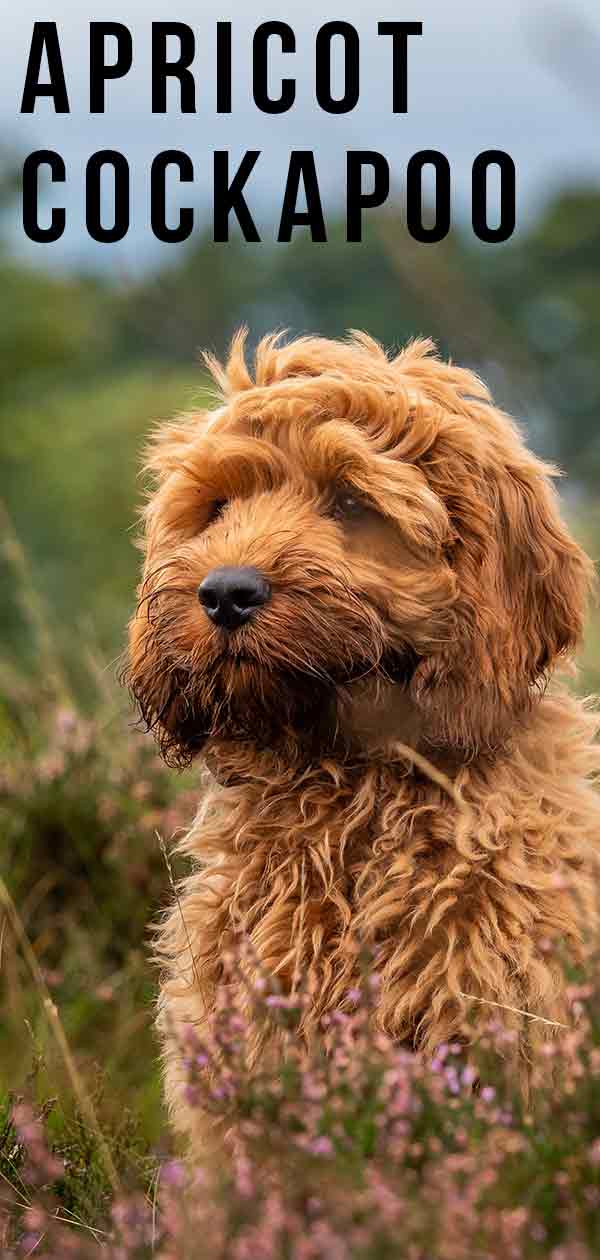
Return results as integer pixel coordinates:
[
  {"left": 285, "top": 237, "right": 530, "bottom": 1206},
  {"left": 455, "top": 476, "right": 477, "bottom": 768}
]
[{"left": 125, "top": 331, "right": 600, "bottom": 1150}]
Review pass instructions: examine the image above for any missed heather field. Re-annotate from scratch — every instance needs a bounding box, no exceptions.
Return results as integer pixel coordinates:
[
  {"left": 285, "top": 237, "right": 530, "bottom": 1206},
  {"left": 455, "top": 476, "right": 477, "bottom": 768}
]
[{"left": 1, "top": 656, "right": 600, "bottom": 1258}]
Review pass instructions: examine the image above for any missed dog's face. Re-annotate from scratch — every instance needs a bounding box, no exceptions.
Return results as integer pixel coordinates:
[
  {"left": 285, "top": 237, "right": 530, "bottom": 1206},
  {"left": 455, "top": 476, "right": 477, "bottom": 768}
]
[{"left": 125, "top": 332, "right": 591, "bottom": 765}]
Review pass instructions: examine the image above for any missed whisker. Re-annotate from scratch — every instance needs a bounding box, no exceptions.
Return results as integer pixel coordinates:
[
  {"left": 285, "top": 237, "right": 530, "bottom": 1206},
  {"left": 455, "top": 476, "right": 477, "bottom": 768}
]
[
  {"left": 138, "top": 585, "right": 197, "bottom": 618},
  {"left": 140, "top": 558, "right": 182, "bottom": 595}
]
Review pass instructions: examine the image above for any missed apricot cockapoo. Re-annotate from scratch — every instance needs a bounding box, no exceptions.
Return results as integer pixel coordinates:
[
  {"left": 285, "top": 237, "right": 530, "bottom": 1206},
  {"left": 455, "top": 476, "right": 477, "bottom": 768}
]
[{"left": 125, "top": 331, "right": 600, "bottom": 1150}]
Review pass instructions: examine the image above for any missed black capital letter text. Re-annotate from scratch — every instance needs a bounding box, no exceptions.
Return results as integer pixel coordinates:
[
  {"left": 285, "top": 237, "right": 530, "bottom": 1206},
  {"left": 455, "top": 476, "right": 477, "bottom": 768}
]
[
  {"left": 152, "top": 24, "right": 195, "bottom": 112},
  {"left": 213, "top": 151, "right": 260, "bottom": 242},
  {"left": 90, "top": 23, "right": 133, "bottom": 112},
  {"left": 377, "top": 22, "right": 422, "bottom": 113},
  {"left": 278, "top": 152, "right": 326, "bottom": 241},
  {"left": 21, "top": 23, "right": 69, "bottom": 113},
  {"left": 22, "top": 150, "right": 66, "bottom": 241}
]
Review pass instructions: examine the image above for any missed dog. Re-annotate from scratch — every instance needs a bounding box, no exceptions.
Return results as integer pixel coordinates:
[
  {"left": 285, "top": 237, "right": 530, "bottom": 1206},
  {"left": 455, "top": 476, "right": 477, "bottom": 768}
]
[{"left": 125, "top": 330, "right": 600, "bottom": 1149}]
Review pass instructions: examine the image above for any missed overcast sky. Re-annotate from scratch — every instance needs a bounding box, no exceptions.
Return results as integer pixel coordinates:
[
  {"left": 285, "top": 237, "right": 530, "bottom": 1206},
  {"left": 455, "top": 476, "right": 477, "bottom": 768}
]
[{"left": 2, "top": 0, "right": 600, "bottom": 272}]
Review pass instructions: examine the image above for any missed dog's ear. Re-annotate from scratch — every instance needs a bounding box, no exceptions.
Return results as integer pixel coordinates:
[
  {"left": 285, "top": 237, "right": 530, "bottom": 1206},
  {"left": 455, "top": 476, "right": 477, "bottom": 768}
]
[
  {"left": 493, "top": 461, "right": 592, "bottom": 679},
  {"left": 411, "top": 453, "right": 593, "bottom": 755}
]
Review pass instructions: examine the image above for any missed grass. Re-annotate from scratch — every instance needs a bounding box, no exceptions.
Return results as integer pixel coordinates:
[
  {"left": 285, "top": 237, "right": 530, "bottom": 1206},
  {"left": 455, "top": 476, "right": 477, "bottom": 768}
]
[
  {"left": 0, "top": 662, "right": 196, "bottom": 1128},
  {"left": 0, "top": 647, "right": 195, "bottom": 1248},
  {"left": 0, "top": 472, "right": 197, "bottom": 1172}
]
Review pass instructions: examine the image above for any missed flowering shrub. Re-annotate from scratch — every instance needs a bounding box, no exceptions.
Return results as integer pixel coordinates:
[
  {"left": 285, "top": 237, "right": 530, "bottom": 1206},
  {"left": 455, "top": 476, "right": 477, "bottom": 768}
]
[
  {"left": 0, "top": 679, "right": 196, "bottom": 1215},
  {"left": 1, "top": 694, "right": 197, "bottom": 970},
  {"left": 2, "top": 943, "right": 600, "bottom": 1259}
]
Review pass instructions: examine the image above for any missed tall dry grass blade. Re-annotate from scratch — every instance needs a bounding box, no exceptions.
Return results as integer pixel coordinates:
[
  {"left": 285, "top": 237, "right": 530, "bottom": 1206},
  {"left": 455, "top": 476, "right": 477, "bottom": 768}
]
[
  {"left": 0, "top": 873, "right": 122, "bottom": 1195},
  {"left": 158, "top": 832, "right": 204, "bottom": 999},
  {"left": 392, "top": 741, "right": 466, "bottom": 810},
  {"left": 0, "top": 498, "right": 72, "bottom": 705},
  {"left": 291, "top": 852, "right": 307, "bottom": 997},
  {"left": 149, "top": 1162, "right": 162, "bottom": 1253},
  {"left": 458, "top": 991, "right": 570, "bottom": 1029}
]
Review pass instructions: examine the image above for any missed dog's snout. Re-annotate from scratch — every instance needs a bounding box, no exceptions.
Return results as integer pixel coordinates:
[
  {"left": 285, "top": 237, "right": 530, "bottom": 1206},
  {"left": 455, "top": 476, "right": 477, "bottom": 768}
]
[{"left": 197, "top": 566, "right": 271, "bottom": 629}]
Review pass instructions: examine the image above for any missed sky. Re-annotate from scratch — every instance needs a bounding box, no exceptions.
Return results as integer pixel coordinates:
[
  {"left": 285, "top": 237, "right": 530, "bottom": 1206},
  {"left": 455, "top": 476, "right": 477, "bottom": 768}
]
[{"left": 2, "top": 0, "right": 600, "bottom": 272}]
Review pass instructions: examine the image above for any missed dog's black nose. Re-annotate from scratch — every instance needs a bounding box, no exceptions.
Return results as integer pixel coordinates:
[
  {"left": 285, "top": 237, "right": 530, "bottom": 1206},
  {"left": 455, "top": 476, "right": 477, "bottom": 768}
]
[{"left": 198, "top": 566, "right": 271, "bottom": 629}]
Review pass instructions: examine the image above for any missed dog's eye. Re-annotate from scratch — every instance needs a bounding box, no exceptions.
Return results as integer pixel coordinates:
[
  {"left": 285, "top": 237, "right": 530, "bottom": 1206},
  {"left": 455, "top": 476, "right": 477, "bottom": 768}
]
[
  {"left": 331, "top": 488, "right": 363, "bottom": 519},
  {"left": 206, "top": 499, "right": 227, "bottom": 524}
]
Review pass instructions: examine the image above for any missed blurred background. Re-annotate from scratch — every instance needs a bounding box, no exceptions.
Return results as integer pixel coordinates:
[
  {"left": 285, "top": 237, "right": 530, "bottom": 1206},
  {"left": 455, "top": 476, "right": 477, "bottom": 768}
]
[
  {"left": 2, "top": 0, "right": 600, "bottom": 683},
  {"left": 1, "top": 0, "right": 600, "bottom": 1216}
]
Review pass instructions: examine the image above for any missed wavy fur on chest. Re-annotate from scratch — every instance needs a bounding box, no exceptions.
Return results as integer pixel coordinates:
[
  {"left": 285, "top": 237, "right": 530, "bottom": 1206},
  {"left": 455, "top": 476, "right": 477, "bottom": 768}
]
[{"left": 157, "top": 689, "right": 600, "bottom": 1139}]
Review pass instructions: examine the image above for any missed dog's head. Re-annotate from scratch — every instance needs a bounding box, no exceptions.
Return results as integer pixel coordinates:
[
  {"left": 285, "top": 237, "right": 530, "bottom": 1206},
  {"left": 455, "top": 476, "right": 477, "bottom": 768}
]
[{"left": 124, "top": 331, "right": 592, "bottom": 766}]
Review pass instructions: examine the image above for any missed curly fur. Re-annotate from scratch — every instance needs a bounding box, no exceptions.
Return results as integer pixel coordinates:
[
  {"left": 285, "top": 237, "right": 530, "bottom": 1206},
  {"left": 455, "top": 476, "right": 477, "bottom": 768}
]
[{"left": 124, "top": 330, "right": 600, "bottom": 1152}]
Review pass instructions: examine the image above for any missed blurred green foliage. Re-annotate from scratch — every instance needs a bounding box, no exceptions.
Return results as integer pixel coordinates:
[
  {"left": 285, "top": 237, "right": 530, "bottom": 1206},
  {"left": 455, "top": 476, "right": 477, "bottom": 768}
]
[{"left": 1, "top": 368, "right": 201, "bottom": 686}]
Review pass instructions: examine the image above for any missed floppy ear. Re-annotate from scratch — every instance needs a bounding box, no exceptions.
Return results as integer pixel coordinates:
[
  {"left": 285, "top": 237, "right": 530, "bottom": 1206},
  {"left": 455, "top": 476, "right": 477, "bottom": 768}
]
[
  {"left": 492, "top": 461, "right": 592, "bottom": 679},
  {"left": 411, "top": 454, "right": 593, "bottom": 755}
]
